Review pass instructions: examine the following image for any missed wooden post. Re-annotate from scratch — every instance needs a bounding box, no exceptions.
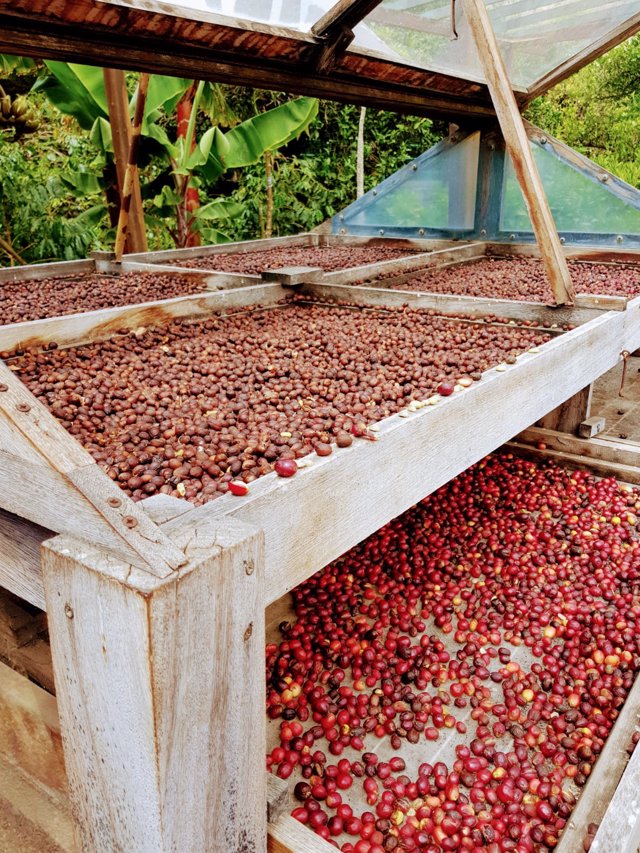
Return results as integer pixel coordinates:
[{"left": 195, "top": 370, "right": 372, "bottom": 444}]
[
  {"left": 538, "top": 384, "right": 592, "bottom": 433},
  {"left": 103, "top": 69, "right": 147, "bottom": 255},
  {"left": 462, "top": 0, "right": 575, "bottom": 306},
  {"left": 114, "top": 73, "right": 150, "bottom": 260},
  {"left": 41, "top": 518, "right": 266, "bottom": 853}
]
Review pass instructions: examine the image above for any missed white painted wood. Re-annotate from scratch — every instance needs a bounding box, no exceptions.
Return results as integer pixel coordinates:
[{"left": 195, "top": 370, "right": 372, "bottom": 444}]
[
  {"left": 0, "top": 509, "right": 48, "bottom": 610},
  {"left": 322, "top": 242, "right": 485, "bottom": 285},
  {"left": 0, "top": 259, "right": 94, "bottom": 285},
  {"left": 303, "top": 282, "right": 604, "bottom": 327},
  {"left": 0, "top": 284, "right": 288, "bottom": 354},
  {"left": 556, "top": 670, "right": 640, "bottom": 853},
  {"left": 506, "top": 442, "right": 640, "bottom": 486},
  {"left": 123, "top": 233, "right": 316, "bottom": 264},
  {"left": 140, "top": 494, "right": 192, "bottom": 525},
  {"left": 163, "top": 298, "right": 640, "bottom": 605},
  {"left": 42, "top": 519, "right": 266, "bottom": 853}
]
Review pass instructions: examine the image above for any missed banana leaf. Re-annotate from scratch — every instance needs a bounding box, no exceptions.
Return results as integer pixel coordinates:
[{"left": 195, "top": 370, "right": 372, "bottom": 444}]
[{"left": 34, "top": 62, "right": 108, "bottom": 129}]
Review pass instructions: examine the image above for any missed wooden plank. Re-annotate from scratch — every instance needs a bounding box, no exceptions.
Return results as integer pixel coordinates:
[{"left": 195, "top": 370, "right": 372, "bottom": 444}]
[
  {"left": 268, "top": 814, "right": 338, "bottom": 853},
  {"left": 538, "top": 384, "right": 592, "bottom": 433},
  {"left": 0, "top": 259, "right": 94, "bottom": 286},
  {"left": 103, "top": 68, "right": 147, "bottom": 254},
  {"left": 42, "top": 519, "right": 266, "bottom": 853},
  {"left": 462, "top": 0, "right": 574, "bottom": 305},
  {"left": 506, "top": 443, "right": 640, "bottom": 485},
  {"left": 302, "top": 282, "right": 604, "bottom": 327},
  {"left": 516, "top": 426, "right": 640, "bottom": 469},
  {"left": 0, "top": 509, "right": 48, "bottom": 611},
  {"left": 0, "top": 363, "right": 185, "bottom": 575},
  {"left": 163, "top": 299, "right": 640, "bottom": 605},
  {"left": 122, "top": 233, "right": 316, "bottom": 264},
  {"left": 114, "top": 72, "right": 149, "bottom": 259},
  {"left": 266, "top": 774, "right": 290, "bottom": 824},
  {"left": 0, "top": 284, "right": 288, "bottom": 354},
  {"left": 321, "top": 243, "right": 485, "bottom": 285},
  {"left": 119, "top": 260, "right": 260, "bottom": 289},
  {"left": 0, "top": 661, "right": 64, "bottom": 793},
  {"left": 0, "top": 590, "right": 54, "bottom": 694},
  {"left": 555, "top": 669, "right": 640, "bottom": 853},
  {"left": 485, "top": 241, "right": 640, "bottom": 266},
  {"left": 590, "top": 736, "right": 640, "bottom": 853}
]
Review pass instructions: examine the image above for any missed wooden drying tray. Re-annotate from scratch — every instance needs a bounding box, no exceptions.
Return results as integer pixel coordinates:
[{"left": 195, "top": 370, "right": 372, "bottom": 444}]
[{"left": 1, "top": 275, "right": 640, "bottom": 851}]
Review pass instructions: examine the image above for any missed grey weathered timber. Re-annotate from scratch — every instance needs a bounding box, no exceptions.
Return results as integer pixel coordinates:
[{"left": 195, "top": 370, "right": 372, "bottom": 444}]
[{"left": 42, "top": 519, "right": 266, "bottom": 853}]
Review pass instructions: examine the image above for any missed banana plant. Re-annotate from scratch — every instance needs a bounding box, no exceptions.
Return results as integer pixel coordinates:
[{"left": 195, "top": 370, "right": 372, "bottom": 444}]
[{"left": 34, "top": 63, "right": 318, "bottom": 247}]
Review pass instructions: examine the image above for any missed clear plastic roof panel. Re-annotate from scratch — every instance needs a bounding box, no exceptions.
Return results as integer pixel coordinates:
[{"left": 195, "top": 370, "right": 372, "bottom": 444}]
[
  {"left": 353, "top": 0, "right": 640, "bottom": 91},
  {"left": 339, "top": 132, "right": 480, "bottom": 235},
  {"left": 501, "top": 140, "right": 640, "bottom": 236},
  {"left": 99, "top": 0, "right": 333, "bottom": 34}
]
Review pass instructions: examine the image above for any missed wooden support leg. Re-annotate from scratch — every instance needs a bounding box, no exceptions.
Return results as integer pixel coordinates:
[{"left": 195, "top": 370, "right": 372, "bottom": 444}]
[
  {"left": 538, "top": 383, "right": 592, "bottom": 433},
  {"left": 41, "top": 520, "right": 266, "bottom": 853}
]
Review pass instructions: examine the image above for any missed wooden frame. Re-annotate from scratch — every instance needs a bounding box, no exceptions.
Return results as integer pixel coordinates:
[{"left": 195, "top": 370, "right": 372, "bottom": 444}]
[{"left": 0, "top": 261, "right": 639, "bottom": 848}]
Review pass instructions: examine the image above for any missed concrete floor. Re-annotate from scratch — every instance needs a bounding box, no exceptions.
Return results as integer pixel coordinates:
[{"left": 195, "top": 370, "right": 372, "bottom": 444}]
[{"left": 592, "top": 355, "right": 640, "bottom": 440}]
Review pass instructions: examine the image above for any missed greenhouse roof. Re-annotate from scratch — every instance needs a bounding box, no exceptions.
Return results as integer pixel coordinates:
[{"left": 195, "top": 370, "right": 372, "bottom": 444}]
[{"left": 0, "top": 0, "right": 639, "bottom": 119}]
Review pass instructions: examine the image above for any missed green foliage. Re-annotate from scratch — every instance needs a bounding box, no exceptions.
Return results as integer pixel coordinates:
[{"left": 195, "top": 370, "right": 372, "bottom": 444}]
[{"left": 526, "top": 35, "right": 640, "bottom": 189}]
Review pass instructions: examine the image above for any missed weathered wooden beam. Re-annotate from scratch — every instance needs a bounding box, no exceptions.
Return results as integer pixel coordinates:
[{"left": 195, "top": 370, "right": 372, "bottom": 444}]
[
  {"left": 462, "top": 0, "right": 575, "bottom": 305},
  {"left": 310, "top": 0, "right": 384, "bottom": 73},
  {"left": 515, "top": 426, "right": 640, "bottom": 469},
  {"left": 0, "top": 361, "right": 185, "bottom": 575},
  {"left": 0, "top": 589, "right": 54, "bottom": 694},
  {"left": 538, "top": 384, "right": 592, "bottom": 433},
  {"left": 0, "top": 259, "right": 94, "bottom": 286},
  {"left": 103, "top": 68, "right": 147, "bottom": 254},
  {"left": 42, "top": 519, "right": 266, "bottom": 853}
]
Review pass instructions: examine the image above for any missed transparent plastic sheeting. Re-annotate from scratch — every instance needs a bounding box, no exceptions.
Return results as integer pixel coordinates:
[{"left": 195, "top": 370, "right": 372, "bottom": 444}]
[
  {"left": 356, "top": 0, "right": 640, "bottom": 90},
  {"left": 97, "top": 0, "right": 334, "bottom": 32},
  {"left": 501, "top": 141, "right": 640, "bottom": 236},
  {"left": 97, "top": 1, "right": 639, "bottom": 91},
  {"left": 341, "top": 132, "right": 480, "bottom": 233}
]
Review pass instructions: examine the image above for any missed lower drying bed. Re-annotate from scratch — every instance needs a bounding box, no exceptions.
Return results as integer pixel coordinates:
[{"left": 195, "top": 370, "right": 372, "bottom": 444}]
[
  {"left": 12, "top": 298, "right": 549, "bottom": 505},
  {"left": 266, "top": 453, "right": 640, "bottom": 852},
  {"left": 379, "top": 257, "right": 640, "bottom": 303}
]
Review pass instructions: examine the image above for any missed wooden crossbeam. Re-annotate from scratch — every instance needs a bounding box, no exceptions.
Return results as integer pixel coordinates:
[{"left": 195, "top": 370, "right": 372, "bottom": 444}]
[{"left": 462, "top": 0, "right": 575, "bottom": 306}]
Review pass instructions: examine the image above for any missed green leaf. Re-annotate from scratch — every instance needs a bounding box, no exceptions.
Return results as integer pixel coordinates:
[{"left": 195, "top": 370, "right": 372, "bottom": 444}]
[
  {"left": 151, "top": 185, "right": 184, "bottom": 210},
  {"left": 184, "top": 126, "right": 217, "bottom": 170},
  {"left": 34, "top": 63, "right": 108, "bottom": 130},
  {"left": 73, "top": 204, "right": 108, "bottom": 227},
  {"left": 60, "top": 168, "right": 104, "bottom": 196},
  {"left": 0, "top": 54, "right": 36, "bottom": 74},
  {"left": 214, "top": 97, "right": 318, "bottom": 169},
  {"left": 141, "top": 76, "right": 192, "bottom": 131},
  {"left": 146, "top": 122, "right": 177, "bottom": 157},
  {"left": 89, "top": 116, "right": 113, "bottom": 154},
  {"left": 194, "top": 198, "right": 242, "bottom": 221}
]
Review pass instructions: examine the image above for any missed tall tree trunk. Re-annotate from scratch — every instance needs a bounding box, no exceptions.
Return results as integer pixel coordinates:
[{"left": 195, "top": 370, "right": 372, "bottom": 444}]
[
  {"left": 176, "top": 82, "right": 201, "bottom": 248},
  {"left": 264, "top": 150, "right": 274, "bottom": 239},
  {"left": 115, "top": 73, "right": 150, "bottom": 259},
  {"left": 356, "top": 106, "right": 366, "bottom": 199}
]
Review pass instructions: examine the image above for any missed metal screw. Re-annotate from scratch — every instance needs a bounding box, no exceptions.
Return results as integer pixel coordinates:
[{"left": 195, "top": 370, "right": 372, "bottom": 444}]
[
  {"left": 64, "top": 603, "right": 74, "bottom": 620},
  {"left": 16, "top": 402, "right": 30, "bottom": 413},
  {"left": 123, "top": 515, "right": 139, "bottom": 529},
  {"left": 372, "top": 189, "right": 377, "bottom": 196},
  {"left": 244, "top": 559, "right": 255, "bottom": 576},
  {"left": 480, "top": 229, "right": 487, "bottom": 237},
  {"left": 244, "top": 622, "right": 253, "bottom": 641},
  {"left": 339, "top": 228, "right": 346, "bottom": 235},
  {"left": 539, "top": 137, "right": 547, "bottom": 145},
  {"left": 418, "top": 229, "right": 425, "bottom": 237},
  {"left": 616, "top": 235, "right": 624, "bottom": 243},
  {"left": 107, "top": 497, "right": 122, "bottom": 508},
  {"left": 509, "top": 234, "right": 517, "bottom": 241},
  {"left": 560, "top": 237, "right": 566, "bottom": 244},
  {"left": 599, "top": 174, "right": 609, "bottom": 183},
  {"left": 411, "top": 164, "right": 418, "bottom": 171},
  {"left": 379, "top": 229, "right": 385, "bottom": 236}
]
